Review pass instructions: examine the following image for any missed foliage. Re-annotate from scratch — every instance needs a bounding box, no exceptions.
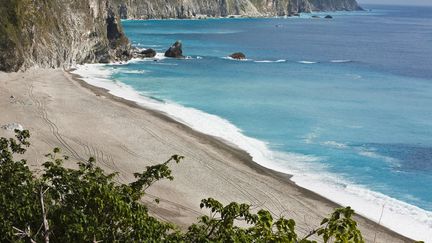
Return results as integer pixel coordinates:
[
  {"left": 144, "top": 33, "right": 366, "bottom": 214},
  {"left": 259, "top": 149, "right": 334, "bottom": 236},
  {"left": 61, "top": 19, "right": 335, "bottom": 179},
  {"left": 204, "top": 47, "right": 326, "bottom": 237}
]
[
  {"left": 0, "top": 130, "right": 366, "bottom": 242},
  {"left": 0, "top": 130, "right": 181, "bottom": 242},
  {"left": 185, "top": 198, "right": 363, "bottom": 243}
]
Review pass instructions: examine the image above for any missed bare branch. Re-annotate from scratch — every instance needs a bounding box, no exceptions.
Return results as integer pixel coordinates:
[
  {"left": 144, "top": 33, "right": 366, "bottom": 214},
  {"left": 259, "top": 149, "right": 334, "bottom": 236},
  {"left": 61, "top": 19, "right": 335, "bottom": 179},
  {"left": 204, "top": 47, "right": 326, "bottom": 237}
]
[{"left": 40, "top": 186, "right": 50, "bottom": 243}]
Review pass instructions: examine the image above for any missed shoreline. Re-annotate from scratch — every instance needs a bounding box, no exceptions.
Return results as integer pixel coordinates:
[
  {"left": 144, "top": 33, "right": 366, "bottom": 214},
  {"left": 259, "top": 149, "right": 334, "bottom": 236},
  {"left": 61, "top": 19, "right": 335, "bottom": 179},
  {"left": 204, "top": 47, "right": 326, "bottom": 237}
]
[
  {"left": 68, "top": 69, "right": 413, "bottom": 242},
  {"left": 0, "top": 68, "right": 416, "bottom": 242},
  {"left": 1, "top": 2, "right": 430, "bottom": 241},
  {"left": 119, "top": 8, "right": 366, "bottom": 21}
]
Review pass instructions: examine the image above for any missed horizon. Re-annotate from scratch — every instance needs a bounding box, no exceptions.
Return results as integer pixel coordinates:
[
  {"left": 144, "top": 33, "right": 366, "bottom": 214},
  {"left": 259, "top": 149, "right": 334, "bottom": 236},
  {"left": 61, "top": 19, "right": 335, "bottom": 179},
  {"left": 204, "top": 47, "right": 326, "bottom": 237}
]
[{"left": 358, "top": 0, "right": 432, "bottom": 6}]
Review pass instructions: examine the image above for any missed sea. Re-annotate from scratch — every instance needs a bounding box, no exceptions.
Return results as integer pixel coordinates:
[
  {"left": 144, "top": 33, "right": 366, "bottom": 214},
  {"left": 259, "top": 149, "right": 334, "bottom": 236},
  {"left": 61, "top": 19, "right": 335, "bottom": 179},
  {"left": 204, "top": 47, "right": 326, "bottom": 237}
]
[{"left": 74, "top": 4, "right": 432, "bottom": 240}]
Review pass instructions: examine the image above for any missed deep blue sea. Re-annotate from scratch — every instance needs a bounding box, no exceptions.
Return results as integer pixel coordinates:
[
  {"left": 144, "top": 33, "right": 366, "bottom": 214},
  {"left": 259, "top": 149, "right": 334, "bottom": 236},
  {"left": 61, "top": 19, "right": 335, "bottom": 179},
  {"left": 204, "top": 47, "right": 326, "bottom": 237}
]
[{"left": 76, "top": 4, "right": 432, "bottom": 239}]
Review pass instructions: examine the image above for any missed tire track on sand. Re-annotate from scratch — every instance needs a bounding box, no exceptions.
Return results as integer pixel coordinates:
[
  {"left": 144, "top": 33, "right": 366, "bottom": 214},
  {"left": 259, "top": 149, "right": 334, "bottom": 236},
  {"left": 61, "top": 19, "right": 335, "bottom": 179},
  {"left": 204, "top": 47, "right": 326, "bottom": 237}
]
[
  {"left": 66, "top": 136, "right": 129, "bottom": 182},
  {"left": 28, "top": 84, "right": 84, "bottom": 162}
]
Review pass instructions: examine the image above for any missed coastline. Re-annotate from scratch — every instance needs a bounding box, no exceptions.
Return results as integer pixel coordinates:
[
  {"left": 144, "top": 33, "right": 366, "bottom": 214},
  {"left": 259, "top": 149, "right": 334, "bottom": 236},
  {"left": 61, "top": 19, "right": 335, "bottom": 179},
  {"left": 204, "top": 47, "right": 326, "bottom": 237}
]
[
  {"left": 72, "top": 71, "right": 415, "bottom": 241},
  {"left": 0, "top": 68, "right": 413, "bottom": 242},
  {"left": 120, "top": 9, "right": 370, "bottom": 23},
  {"left": 69, "top": 69, "right": 415, "bottom": 242},
  {"left": 71, "top": 68, "right": 415, "bottom": 242},
  {"left": 72, "top": 59, "right": 432, "bottom": 241}
]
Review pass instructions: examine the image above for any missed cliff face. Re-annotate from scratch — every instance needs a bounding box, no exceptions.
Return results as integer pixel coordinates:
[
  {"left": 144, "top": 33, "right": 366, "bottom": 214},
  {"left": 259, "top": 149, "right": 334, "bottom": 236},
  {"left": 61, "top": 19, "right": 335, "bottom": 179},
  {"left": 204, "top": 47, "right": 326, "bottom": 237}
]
[
  {"left": 307, "top": 0, "right": 361, "bottom": 11},
  {"left": 0, "top": 0, "right": 361, "bottom": 72},
  {"left": 109, "top": 0, "right": 362, "bottom": 19},
  {"left": 0, "top": 0, "right": 130, "bottom": 72}
]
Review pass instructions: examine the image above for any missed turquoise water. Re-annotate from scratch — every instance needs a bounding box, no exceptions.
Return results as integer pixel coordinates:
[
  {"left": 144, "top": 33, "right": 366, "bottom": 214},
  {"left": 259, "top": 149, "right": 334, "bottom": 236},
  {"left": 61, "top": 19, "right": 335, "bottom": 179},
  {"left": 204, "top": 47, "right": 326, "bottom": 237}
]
[{"left": 87, "top": 4, "right": 432, "bottom": 238}]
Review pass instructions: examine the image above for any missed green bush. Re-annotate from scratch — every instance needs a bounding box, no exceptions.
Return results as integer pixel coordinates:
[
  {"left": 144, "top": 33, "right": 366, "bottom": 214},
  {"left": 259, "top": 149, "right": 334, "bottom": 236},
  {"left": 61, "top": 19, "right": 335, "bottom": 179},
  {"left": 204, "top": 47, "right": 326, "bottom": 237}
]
[{"left": 0, "top": 130, "right": 365, "bottom": 242}]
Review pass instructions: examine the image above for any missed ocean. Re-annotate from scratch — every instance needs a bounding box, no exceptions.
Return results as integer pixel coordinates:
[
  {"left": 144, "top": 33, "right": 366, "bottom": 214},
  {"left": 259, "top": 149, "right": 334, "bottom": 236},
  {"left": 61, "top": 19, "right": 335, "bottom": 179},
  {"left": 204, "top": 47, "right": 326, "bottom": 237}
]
[{"left": 74, "top": 4, "right": 432, "bottom": 240}]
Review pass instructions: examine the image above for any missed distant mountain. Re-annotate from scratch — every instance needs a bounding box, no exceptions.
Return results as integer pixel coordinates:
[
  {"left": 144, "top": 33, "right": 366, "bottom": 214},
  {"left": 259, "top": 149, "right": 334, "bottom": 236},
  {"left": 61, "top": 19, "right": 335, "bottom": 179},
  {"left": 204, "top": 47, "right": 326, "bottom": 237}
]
[{"left": 110, "top": 0, "right": 362, "bottom": 19}]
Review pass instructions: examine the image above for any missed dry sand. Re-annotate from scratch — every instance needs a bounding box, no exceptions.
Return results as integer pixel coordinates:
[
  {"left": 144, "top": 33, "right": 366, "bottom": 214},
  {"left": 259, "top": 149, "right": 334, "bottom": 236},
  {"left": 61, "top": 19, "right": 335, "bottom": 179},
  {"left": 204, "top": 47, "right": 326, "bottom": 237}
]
[{"left": 0, "top": 69, "right": 410, "bottom": 242}]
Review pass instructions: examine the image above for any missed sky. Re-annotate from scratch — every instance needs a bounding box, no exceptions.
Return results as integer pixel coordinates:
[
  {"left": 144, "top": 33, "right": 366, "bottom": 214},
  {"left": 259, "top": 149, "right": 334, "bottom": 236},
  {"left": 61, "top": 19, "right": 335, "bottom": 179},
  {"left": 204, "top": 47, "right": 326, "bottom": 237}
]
[{"left": 358, "top": 0, "right": 432, "bottom": 6}]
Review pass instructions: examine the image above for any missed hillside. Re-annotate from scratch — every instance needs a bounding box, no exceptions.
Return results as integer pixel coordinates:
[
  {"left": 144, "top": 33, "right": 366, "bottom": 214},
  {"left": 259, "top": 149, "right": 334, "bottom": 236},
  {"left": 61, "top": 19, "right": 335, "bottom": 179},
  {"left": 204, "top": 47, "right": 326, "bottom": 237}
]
[{"left": 109, "top": 0, "right": 362, "bottom": 19}]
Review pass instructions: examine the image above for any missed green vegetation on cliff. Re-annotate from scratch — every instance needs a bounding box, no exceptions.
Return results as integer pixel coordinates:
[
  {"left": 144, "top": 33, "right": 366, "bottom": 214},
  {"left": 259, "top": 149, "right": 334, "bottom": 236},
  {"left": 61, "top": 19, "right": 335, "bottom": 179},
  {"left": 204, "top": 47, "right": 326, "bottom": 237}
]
[
  {"left": 0, "top": 0, "right": 130, "bottom": 72},
  {"left": 0, "top": 0, "right": 32, "bottom": 71},
  {"left": 0, "top": 130, "right": 366, "bottom": 242}
]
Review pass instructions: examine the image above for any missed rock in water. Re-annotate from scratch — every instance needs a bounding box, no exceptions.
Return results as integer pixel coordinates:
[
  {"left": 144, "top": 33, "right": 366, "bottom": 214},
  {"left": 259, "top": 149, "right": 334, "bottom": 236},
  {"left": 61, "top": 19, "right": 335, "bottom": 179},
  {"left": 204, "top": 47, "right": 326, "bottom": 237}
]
[
  {"left": 140, "top": 48, "right": 157, "bottom": 58},
  {"left": 325, "top": 15, "right": 333, "bottom": 19},
  {"left": 229, "top": 52, "right": 246, "bottom": 60},
  {"left": 164, "top": 41, "right": 184, "bottom": 58}
]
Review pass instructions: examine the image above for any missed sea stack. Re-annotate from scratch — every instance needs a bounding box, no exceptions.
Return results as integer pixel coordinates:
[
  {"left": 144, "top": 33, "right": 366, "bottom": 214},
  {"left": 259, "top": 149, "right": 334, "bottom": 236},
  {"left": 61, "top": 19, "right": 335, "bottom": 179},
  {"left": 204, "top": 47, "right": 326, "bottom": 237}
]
[
  {"left": 140, "top": 48, "right": 157, "bottom": 58},
  {"left": 229, "top": 52, "right": 246, "bottom": 60},
  {"left": 165, "top": 41, "right": 184, "bottom": 58}
]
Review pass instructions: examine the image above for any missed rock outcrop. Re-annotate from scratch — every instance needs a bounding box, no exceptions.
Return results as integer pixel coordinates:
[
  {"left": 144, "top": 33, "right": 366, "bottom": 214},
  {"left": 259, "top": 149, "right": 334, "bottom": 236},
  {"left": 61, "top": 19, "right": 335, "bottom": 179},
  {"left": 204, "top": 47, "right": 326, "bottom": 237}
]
[
  {"left": 230, "top": 52, "right": 246, "bottom": 60},
  {"left": 0, "top": 0, "right": 130, "bottom": 72},
  {"left": 136, "top": 48, "right": 157, "bottom": 58},
  {"left": 164, "top": 41, "right": 184, "bottom": 58},
  {"left": 109, "top": 0, "right": 362, "bottom": 19}
]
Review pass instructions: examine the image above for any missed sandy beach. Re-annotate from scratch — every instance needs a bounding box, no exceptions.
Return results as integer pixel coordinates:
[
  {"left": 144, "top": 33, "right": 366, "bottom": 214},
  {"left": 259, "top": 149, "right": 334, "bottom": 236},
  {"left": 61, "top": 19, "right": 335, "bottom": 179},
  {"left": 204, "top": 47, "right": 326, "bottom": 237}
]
[{"left": 0, "top": 69, "right": 411, "bottom": 242}]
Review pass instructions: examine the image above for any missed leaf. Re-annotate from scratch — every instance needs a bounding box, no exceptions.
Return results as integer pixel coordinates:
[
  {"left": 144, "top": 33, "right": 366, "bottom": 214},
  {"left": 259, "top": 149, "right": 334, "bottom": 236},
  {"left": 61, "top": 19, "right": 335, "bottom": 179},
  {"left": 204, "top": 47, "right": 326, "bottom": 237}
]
[{"left": 321, "top": 218, "right": 329, "bottom": 225}]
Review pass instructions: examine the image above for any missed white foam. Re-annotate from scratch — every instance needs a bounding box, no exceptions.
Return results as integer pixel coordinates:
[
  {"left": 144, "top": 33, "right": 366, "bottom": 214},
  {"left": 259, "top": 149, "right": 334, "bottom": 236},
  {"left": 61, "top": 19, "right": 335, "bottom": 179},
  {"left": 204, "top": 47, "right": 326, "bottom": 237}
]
[
  {"left": 357, "top": 149, "right": 402, "bottom": 168},
  {"left": 254, "top": 59, "right": 286, "bottom": 63},
  {"left": 118, "top": 70, "right": 148, "bottom": 74},
  {"left": 154, "top": 52, "right": 167, "bottom": 60},
  {"left": 141, "top": 44, "right": 162, "bottom": 48},
  {"left": 293, "top": 173, "right": 432, "bottom": 242},
  {"left": 72, "top": 64, "right": 432, "bottom": 242},
  {"left": 150, "top": 63, "right": 178, "bottom": 66},
  {"left": 303, "top": 128, "right": 322, "bottom": 144},
  {"left": 298, "top": 60, "right": 318, "bottom": 64},
  {"left": 331, "top": 59, "right": 352, "bottom": 63},
  {"left": 142, "top": 30, "right": 240, "bottom": 34},
  {"left": 148, "top": 52, "right": 200, "bottom": 61},
  {"left": 222, "top": 56, "right": 252, "bottom": 61},
  {"left": 321, "top": 141, "right": 349, "bottom": 149},
  {"left": 108, "top": 58, "right": 143, "bottom": 66},
  {"left": 358, "top": 150, "right": 397, "bottom": 164}
]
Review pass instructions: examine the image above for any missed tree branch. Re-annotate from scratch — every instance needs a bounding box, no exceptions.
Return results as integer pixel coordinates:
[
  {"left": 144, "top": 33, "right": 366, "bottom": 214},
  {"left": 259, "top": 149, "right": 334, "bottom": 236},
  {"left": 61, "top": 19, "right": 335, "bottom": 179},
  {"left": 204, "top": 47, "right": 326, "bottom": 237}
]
[{"left": 40, "top": 186, "right": 50, "bottom": 243}]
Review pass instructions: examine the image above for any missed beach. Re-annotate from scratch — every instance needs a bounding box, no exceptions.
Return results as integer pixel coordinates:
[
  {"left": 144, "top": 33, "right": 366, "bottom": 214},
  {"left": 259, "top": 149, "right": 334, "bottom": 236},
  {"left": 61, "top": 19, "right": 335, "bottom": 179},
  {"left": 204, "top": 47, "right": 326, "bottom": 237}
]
[{"left": 0, "top": 68, "right": 411, "bottom": 242}]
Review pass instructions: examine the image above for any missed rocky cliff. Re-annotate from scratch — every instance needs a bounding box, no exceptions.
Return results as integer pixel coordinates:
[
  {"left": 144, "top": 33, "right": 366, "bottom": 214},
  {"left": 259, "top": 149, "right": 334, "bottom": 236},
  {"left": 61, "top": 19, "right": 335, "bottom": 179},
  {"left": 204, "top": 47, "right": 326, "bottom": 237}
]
[
  {"left": 0, "top": 0, "right": 361, "bottom": 72},
  {"left": 109, "top": 0, "right": 362, "bottom": 19},
  {"left": 0, "top": 0, "right": 130, "bottom": 72}
]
